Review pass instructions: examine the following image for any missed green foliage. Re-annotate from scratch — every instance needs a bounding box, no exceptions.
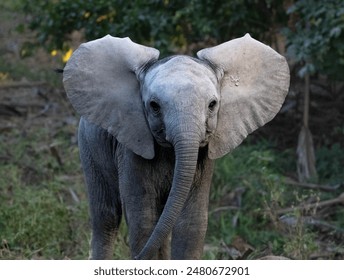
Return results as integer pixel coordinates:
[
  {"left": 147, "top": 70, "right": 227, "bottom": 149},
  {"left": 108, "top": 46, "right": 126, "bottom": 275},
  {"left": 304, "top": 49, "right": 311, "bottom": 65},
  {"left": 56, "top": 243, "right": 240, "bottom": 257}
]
[
  {"left": 0, "top": 118, "right": 131, "bottom": 259},
  {"left": 0, "top": 125, "right": 90, "bottom": 259},
  {"left": 0, "top": 176, "right": 82, "bottom": 258},
  {"left": 0, "top": 56, "right": 58, "bottom": 84},
  {"left": 0, "top": 0, "right": 22, "bottom": 10},
  {"left": 1, "top": 127, "right": 343, "bottom": 259},
  {"left": 283, "top": 0, "right": 344, "bottom": 79},
  {"left": 316, "top": 143, "right": 344, "bottom": 184},
  {"left": 282, "top": 210, "right": 318, "bottom": 259},
  {"left": 207, "top": 142, "right": 290, "bottom": 258},
  {"left": 206, "top": 141, "right": 343, "bottom": 259},
  {"left": 20, "top": 0, "right": 287, "bottom": 55}
]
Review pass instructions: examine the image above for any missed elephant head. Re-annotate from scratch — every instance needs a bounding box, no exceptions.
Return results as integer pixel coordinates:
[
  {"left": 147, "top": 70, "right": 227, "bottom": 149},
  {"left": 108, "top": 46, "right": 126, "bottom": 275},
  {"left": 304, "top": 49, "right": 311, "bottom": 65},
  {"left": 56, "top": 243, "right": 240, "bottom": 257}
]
[{"left": 63, "top": 34, "right": 290, "bottom": 259}]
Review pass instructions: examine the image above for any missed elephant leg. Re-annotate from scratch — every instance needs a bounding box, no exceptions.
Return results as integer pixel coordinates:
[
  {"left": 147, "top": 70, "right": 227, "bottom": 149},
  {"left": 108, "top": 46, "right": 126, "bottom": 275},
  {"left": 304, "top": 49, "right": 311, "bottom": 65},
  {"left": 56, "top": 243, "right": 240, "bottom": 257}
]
[
  {"left": 171, "top": 157, "right": 214, "bottom": 259},
  {"left": 86, "top": 170, "right": 121, "bottom": 260},
  {"left": 121, "top": 179, "right": 172, "bottom": 259},
  {"left": 78, "top": 118, "right": 121, "bottom": 259},
  {"left": 118, "top": 148, "right": 173, "bottom": 259},
  {"left": 170, "top": 191, "right": 210, "bottom": 259},
  {"left": 158, "top": 236, "right": 171, "bottom": 259}
]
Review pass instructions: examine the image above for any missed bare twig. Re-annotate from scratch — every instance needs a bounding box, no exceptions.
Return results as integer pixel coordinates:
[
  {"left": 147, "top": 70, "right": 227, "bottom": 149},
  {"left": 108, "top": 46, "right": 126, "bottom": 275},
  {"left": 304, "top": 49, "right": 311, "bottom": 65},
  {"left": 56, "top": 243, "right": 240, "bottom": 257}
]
[
  {"left": 33, "top": 104, "right": 52, "bottom": 118},
  {"left": 49, "top": 144, "right": 63, "bottom": 166},
  {"left": 209, "top": 206, "right": 240, "bottom": 215},
  {"left": 68, "top": 188, "right": 80, "bottom": 204}
]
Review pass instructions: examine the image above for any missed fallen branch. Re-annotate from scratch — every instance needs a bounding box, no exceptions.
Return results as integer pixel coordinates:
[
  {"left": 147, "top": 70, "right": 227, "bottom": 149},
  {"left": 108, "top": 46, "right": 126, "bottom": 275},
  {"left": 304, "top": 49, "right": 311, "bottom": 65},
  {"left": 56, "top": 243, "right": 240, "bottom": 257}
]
[
  {"left": 0, "top": 81, "right": 47, "bottom": 89},
  {"left": 284, "top": 177, "right": 342, "bottom": 192},
  {"left": 1, "top": 102, "right": 45, "bottom": 109},
  {"left": 275, "top": 193, "right": 344, "bottom": 215},
  {"left": 310, "top": 241, "right": 344, "bottom": 259},
  {"left": 279, "top": 215, "right": 344, "bottom": 235},
  {"left": 259, "top": 255, "right": 290, "bottom": 260}
]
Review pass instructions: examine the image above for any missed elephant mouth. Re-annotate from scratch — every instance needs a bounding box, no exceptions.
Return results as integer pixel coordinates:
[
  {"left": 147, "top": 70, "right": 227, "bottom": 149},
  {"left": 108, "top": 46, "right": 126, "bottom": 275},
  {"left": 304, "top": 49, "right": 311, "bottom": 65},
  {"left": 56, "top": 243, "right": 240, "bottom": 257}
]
[
  {"left": 154, "top": 124, "right": 212, "bottom": 148},
  {"left": 199, "top": 140, "right": 208, "bottom": 147},
  {"left": 200, "top": 132, "right": 213, "bottom": 147},
  {"left": 154, "top": 134, "right": 172, "bottom": 148},
  {"left": 155, "top": 133, "right": 211, "bottom": 148},
  {"left": 157, "top": 139, "right": 173, "bottom": 148},
  {"left": 152, "top": 126, "right": 171, "bottom": 147},
  {"left": 156, "top": 133, "right": 209, "bottom": 148},
  {"left": 156, "top": 134, "right": 208, "bottom": 148}
]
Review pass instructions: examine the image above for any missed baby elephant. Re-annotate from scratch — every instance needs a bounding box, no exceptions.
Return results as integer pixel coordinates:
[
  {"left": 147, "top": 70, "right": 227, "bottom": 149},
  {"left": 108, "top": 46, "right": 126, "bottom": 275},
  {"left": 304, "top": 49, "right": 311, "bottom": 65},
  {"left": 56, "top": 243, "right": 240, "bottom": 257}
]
[{"left": 63, "top": 34, "right": 290, "bottom": 260}]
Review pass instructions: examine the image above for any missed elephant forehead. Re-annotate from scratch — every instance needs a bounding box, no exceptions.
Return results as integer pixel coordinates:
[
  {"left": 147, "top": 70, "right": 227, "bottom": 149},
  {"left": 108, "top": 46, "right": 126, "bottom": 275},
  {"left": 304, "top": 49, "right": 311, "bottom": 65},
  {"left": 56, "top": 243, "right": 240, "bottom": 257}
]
[
  {"left": 149, "top": 56, "right": 214, "bottom": 79},
  {"left": 145, "top": 56, "right": 218, "bottom": 97}
]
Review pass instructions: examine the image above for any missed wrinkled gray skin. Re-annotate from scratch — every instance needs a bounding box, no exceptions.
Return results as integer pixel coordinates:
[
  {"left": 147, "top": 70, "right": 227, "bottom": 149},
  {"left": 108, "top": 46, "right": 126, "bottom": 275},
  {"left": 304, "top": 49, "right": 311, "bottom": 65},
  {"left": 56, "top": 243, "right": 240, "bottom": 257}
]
[{"left": 63, "top": 34, "right": 290, "bottom": 260}]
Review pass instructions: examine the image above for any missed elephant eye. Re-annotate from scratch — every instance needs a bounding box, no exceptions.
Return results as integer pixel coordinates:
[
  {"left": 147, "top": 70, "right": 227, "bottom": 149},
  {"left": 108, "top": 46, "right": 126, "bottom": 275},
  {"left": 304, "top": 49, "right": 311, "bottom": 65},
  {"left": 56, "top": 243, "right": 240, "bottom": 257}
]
[
  {"left": 150, "top": 101, "right": 161, "bottom": 114},
  {"left": 208, "top": 100, "right": 217, "bottom": 111}
]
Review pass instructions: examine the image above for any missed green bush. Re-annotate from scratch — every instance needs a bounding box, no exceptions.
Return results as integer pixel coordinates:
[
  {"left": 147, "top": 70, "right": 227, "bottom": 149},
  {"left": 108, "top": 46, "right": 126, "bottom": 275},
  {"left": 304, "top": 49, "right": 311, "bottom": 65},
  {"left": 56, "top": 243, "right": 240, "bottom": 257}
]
[
  {"left": 207, "top": 142, "right": 290, "bottom": 258},
  {"left": 20, "top": 0, "right": 287, "bottom": 55},
  {"left": 283, "top": 0, "right": 344, "bottom": 79},
  {"left": 316, "top": 143, "right": 344, "bottom": 184},
  {"left": 206, "top": 140, "right": 344, "bottom": 259}
]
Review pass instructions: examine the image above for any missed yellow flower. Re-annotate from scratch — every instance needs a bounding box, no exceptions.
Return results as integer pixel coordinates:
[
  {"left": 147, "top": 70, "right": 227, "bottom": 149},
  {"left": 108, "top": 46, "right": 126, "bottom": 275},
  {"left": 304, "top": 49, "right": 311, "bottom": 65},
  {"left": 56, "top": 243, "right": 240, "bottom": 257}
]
[
  {"left": 62, "top": 48, "right": 73, "bottom": 63},
  {"left": 0, "top": 72, "right": 9, "bottom": 81},
  {"left": 50, "top": 49, "right": 58, "bottom": 57},
  {"left": 96, "top": 14, "right": 108, "bottom": 23}
]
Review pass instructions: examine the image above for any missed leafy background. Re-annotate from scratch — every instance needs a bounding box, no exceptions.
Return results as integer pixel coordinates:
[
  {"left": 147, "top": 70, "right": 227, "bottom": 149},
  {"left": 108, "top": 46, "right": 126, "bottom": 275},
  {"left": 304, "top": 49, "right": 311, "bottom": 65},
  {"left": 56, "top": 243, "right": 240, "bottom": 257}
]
[{"left": 0, "top": 0, "right": 343, "bottom": 259}]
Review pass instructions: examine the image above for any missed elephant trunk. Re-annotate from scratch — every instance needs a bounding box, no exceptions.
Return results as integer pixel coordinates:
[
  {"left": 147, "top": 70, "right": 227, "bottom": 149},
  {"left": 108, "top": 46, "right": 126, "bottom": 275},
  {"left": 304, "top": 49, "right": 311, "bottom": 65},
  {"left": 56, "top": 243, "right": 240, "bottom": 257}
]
[{"left": 135, "top": 130, "right": 200, "bottom": 260}]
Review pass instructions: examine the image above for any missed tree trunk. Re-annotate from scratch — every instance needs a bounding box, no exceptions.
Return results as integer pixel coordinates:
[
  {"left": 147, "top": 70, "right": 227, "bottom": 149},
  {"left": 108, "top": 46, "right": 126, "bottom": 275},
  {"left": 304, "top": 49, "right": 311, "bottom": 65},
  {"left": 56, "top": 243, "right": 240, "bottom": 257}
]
[{"left": 297, "top": 73, "right": 318, "bottom": 182}]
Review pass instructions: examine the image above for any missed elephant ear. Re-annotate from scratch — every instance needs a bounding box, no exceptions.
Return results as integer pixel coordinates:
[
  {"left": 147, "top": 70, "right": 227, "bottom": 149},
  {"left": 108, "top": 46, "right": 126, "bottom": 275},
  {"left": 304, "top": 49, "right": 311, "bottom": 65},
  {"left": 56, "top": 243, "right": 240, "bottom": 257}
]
[
  {"left": 63, "top": 35, "right": 159, "bottom": 159},
  {"left": 197, "top": 34, "right": 290, "bottom": 159}
]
